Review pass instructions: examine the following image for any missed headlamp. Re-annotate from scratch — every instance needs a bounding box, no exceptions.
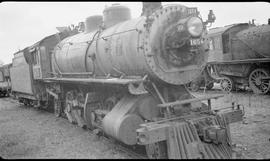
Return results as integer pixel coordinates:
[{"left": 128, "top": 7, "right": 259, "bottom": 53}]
[{"left": 187, "top": 17, "right": 203, "bottom": 37}]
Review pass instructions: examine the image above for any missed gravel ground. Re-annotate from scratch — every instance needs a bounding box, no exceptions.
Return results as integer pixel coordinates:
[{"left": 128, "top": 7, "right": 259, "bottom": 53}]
[
  {"left": 0, "top": 97, "right": 133, "bottom": 159},
  {"left": 192, "top": 84, "right": 270, "bottom": 159},
  {"left": 0, "top": 86, "right": 270, "bottom": 159}
]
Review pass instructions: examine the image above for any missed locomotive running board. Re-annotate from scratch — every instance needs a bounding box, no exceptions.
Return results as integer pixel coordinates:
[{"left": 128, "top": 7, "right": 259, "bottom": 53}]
[
  {"left": 43, "top": 77, "right": 145, "bottom": 85},
  {"left": 207, "top": 57, "right": 270, "bottom": 65},
  {"left": 43, "top": 77, "right": 148, "bottom": 95}
]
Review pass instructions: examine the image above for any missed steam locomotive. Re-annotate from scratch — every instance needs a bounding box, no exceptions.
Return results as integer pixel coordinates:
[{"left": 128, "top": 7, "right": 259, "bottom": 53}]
[
  {"left": 8, "top": 3, "right": 244, "bottom": 159},
  {"left": 205, "top": 21, "right": 270, "bottom": 94}
]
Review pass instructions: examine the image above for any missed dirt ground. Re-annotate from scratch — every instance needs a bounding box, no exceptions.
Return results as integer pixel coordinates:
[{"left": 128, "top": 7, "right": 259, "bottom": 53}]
[
  {"left": 192, "top": 84, "right": 270, "bottom": 159},
  {"left": 0, "top": 86, "right": 270, "bottom": 159},
  {"left": 0, "top": 97, "right": 133, "bottom": 159}
]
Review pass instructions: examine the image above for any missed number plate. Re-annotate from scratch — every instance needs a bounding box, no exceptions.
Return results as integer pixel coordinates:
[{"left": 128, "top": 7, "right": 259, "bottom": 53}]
[
  {"left": 187, "top": 7, "right": 198, "bottom": 15},
  {"left": 190, "top": 39, "right": 204, "bottom": 46}
]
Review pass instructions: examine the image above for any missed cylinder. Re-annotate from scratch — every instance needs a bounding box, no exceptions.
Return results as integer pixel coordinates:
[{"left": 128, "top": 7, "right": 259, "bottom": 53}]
[
  {"left": 112, "top": 114, "right": 144, "bottom": 145},
  {"left": 137, "top": 96, "right": 160, "bottom": 121},
  {"left": 102, "top": 95, "right": 145, "bottom": 145}
]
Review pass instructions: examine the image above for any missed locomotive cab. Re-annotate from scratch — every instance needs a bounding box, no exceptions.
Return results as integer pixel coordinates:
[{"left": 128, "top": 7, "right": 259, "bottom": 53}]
[{"left": 206, "top": 23, "right": 250, "bottom": 62}]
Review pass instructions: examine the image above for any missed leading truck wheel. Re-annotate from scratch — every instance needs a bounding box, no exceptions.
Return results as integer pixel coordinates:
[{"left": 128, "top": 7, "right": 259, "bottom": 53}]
[
  {"left": 249, "top": 68, "right": 270, "bottom": 94},
  {"left": 220, "top": 76, "right": 234, "bottom": 92}
]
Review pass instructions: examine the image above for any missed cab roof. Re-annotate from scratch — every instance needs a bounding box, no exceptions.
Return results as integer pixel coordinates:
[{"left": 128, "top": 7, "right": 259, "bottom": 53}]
[{"left": 207, "top": 23, "right": 249, "bottom": 37}]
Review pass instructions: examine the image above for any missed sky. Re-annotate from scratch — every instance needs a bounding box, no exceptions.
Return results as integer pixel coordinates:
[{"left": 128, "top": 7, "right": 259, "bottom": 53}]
[{"left": 0, "top": 2, "right": 269, "bottom": 64}]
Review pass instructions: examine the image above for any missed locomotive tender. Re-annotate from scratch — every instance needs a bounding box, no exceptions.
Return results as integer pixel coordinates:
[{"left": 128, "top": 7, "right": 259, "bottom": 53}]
[
  {"left": 9, "top": 3, "right": 244, "bottom": 159},
  {"left": 206, "top": 22, "right": 270, "bottom": 94}
]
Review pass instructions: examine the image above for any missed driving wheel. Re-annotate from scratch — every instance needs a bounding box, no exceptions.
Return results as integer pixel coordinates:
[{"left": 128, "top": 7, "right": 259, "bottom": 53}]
[
  {"left": 249, "top": 68, "right": 270, "bottom": 94},
  {"left": 220, "top": 76, "right": 234, "bottom": 92}
]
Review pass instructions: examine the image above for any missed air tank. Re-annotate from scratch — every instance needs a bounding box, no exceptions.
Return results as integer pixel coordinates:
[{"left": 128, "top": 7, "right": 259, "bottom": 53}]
[{"left": 52, "top": 5, "right": 207, "bottom": 85}]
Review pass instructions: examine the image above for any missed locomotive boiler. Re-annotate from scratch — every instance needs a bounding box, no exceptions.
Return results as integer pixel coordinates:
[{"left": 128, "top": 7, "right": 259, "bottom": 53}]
[
  {"left": 206, "top": 21, "right": 270, "bottom": 94},
  {"left": 52, "top": 4, "right": 207, "bottom": 85},
  {"left": 10, "top": 3, "right": 244, "bottom": 159}
]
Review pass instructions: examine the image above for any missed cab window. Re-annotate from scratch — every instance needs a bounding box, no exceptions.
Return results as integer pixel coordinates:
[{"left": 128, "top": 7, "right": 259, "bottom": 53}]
[
  {"left": 209, "top": 36, "right": 221, "bottom": 51},
  {"left": 214, "top": 37, "right": 221, "bottom": 50},
  {"left": 33, "top": 51, "right": 37, "bottom": 65},
  {"left": 209, "top": 38, "right": 214, "bottom": 50},
  {"left": 32, "top": 49, "right": 40, "bottom": 65},
  {"left": 0, "top": 71, "right": 4, "bottom": 82},
  {"left": 222, "top": 34, "right": 230, "bottom": 54}
]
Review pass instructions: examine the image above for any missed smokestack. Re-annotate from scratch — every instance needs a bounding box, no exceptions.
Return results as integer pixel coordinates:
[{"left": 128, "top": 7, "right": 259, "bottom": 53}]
[
  {"left": 141, "top": 2, "right": 162, "bottom": 17},
  {"left": 252, "top": 19, "right": 255, "bottom": 25},
  {"left": 268, "top": 18, "right": 270, "bottom": 25}
]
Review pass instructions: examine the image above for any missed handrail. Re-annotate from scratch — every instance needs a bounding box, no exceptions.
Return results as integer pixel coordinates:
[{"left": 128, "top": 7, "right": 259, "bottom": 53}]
[{"left": 157, "top": 94, "right": 224, "bottom": 108}]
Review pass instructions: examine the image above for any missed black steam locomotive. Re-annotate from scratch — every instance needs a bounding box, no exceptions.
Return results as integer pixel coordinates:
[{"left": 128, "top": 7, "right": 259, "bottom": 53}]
[
  {"left": 7, "top": 3, "right": 243, "bottom": 159},
  {"left": 206, "top": 21, "right": 270, "bottom": 94}
]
